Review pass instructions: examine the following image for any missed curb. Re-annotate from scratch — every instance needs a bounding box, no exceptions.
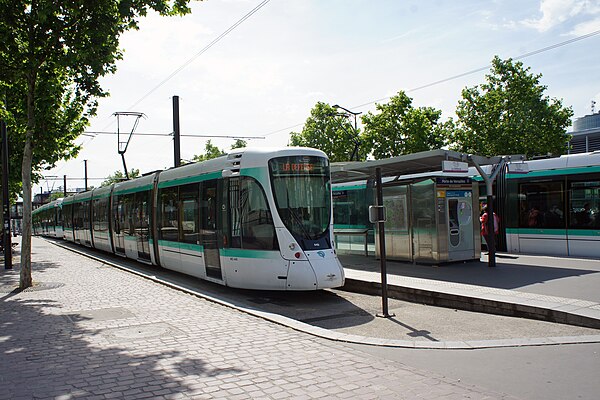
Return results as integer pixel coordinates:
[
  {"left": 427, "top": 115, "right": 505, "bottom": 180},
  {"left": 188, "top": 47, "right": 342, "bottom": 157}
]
[{"left": 342, "top": 279, "right": 600, "bottom": 329}]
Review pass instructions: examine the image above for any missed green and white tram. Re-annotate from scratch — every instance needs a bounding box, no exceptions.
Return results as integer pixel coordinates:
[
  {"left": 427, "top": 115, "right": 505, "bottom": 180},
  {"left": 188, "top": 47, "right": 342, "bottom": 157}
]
[
  {"left": 33, "top": 147, "right": 345, "bottom": 290},
  {"left": 496, "top": 151, "right": 600, "bottom": 258}
]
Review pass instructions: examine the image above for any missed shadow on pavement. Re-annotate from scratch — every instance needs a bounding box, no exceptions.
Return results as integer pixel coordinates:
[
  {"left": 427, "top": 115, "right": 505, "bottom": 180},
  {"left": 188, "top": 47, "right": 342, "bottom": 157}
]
[
  {"left": 0, "top": 250, "right": 242, "bottom": 398},
  {"left": 339, "top": 253, "right": 599, "bottom": 290}
]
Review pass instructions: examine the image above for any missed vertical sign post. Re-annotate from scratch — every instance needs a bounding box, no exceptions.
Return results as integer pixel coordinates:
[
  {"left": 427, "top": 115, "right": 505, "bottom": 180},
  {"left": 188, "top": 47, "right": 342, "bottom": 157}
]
[
  {"left": 1, "top": 118, "right": 12, "bottom": 269},
  {"left": 371, "top": 167, "right": 393, "bottom": 318}
]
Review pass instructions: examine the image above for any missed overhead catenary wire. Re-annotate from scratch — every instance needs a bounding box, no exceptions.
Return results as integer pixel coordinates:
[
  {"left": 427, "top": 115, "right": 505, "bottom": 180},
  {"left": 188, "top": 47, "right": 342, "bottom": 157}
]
[
  {"left": 128, "top": 0, "right": 271, "bottom": 111},
  {"left": 72, "top": 0, "right": 271, "bottom": 153},
  {"left": 263, "top": 28, "right": 600, "bottom": 137},
  {"left": 82, "top": 131, "right": 265, "bottom": 139}
]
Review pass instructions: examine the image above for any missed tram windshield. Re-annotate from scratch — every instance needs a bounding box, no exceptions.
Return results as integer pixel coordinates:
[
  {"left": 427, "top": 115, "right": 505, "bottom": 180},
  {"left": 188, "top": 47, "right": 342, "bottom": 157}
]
[{"left": 269, "top": 156, "right": 331, "bottom": 245}]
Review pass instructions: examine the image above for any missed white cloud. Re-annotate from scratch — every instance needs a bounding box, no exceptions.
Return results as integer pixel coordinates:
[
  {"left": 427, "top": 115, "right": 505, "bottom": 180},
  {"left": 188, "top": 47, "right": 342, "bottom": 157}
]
[
  {"left": 521, "top": 0, "right": 600, "bottom": 32},
  {"left": 568, "top": 17, "right": 600, "bottom": 35}
]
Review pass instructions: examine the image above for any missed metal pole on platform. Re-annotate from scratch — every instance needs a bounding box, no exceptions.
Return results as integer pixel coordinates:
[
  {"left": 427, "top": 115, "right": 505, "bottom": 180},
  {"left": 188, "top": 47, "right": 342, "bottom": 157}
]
[
  {"left": 375, "top": 167, "right": 393, "bottom": 318},
  {"left": 469, "top": 155, "right": 507, "bottom": 268}
]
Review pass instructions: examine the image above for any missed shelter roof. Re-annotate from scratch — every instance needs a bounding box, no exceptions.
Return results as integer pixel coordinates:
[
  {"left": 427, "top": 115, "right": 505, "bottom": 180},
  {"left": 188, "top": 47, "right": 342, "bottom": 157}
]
[{"left": 330, "top": 149, "right": 504, "bottom": 183}]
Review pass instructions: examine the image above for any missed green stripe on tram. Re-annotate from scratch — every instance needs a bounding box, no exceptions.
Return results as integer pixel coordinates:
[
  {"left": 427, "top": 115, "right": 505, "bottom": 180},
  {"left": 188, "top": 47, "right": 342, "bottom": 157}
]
[
  {"left": 220, "top": 248, "right": 281, "bottom": 259},
  {"left": 333, "top": 184, "right": 368, "bottom": 191},
  {"left": 158, "top": 171, "right": 222, "bottom": 189},
  {"left": 92, "top": 191, "right": 112, "bottom": 200},
  {"left": 507, "top": 165, "right": 600, "bottom": 179},
  {"left": 506, "top": 228, "right": 600, "bottom": 237},
  {"left": 334, "top": 224, "right": 370, "bottom": 230},
  {"left": 158, "top": 240, "right": 204, "bottom": 252},
  {"left": 113, "top": 184, "right": 153, "bottom": 195},
  {"left": 240, "top": 167, "right": 268, "bottom": 182}
]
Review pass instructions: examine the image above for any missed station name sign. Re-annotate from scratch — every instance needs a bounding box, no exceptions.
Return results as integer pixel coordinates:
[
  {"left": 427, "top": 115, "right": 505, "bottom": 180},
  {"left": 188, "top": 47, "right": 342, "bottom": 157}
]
[
  {"left": 436, "top": 177, "right": 472, "bottom": 185},
  {"left": 442, "top": 160, "right": 469, "bottom": 173}
]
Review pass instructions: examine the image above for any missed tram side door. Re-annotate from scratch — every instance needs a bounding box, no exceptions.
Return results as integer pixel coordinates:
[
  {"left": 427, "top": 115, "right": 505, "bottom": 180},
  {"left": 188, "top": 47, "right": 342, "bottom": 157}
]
[
  {"left": 446, "top": 190, "right": 475, "bottom": 260},
  {"left": 201, "top": 180, "right": 222, "bottom": 280},
  {"left": 112, "top": 196, "right": 126, "bottom": 255},
  {"left": 135, "top": 191, "right": 151, "bottom": 262}
]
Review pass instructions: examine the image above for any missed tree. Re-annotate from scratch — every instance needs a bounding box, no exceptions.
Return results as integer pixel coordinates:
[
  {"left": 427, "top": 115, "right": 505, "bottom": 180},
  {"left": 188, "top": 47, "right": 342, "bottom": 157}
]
[
  {"left": 101, "top": 169, "right": 141, "bottom": 187},
  {"left": 289, "top": 102, "right": 367, "bottom": 162},
  {"left": 49, "top": 192, "right": 65, "bottom": 201},
  {"left": 0, "top": 0, "right": 194, "bottom": 289},
  {"left": 230, "top": 139, "right": 247, "bottom": 149},
  {"left": 193, "top": 140, "right": 226, "bottom": 162},
  {"left": 361, "top": 91, "right": 449, "bottom": 160},
  {"left": 448, "top": 56, "right": 573, "bottom": 158}
]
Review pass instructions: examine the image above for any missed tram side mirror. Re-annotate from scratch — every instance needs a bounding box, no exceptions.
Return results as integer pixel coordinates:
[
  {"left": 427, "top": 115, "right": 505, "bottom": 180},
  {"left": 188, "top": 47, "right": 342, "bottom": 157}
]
[{"left": 369, "top": 205, "right": 387, "bottom": 223}]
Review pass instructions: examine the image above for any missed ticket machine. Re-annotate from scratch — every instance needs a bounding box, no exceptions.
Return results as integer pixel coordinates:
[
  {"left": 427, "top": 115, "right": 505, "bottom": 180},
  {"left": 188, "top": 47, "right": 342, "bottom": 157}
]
[{"left": 375, "top": 176, "right": 480, "bottom": 264}]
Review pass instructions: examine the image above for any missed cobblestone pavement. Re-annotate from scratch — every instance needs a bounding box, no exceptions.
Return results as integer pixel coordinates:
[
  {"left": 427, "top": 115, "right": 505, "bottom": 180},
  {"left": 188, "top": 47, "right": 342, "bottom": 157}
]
[{"left": 0, "top": 237, "right": 518, "bottom": 399}]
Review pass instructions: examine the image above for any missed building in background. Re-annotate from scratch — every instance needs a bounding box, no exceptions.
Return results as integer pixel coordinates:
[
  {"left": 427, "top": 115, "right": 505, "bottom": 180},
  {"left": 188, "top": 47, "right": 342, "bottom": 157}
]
[{"left": 569, "top": 107, "right": 600, "bottom": 154}]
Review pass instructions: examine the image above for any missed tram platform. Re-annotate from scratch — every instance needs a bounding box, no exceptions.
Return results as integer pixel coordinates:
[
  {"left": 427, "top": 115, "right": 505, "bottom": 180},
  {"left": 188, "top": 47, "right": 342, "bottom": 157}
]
[{"left": 339, "top": 252, "right": 600, "bottom": 330}]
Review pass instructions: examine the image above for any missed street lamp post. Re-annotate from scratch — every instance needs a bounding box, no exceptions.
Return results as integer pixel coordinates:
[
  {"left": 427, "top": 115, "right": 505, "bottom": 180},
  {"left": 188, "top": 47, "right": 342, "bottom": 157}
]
[{"left": 332, "top": 104, "right": 362, "bottom": 161}]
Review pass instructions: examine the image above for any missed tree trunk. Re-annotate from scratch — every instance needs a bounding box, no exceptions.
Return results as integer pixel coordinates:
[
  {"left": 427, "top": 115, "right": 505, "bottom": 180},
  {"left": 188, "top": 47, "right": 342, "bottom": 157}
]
[
  {"left": 20, "top": 134, "right": 33, "bottom": 289},
  {"left": 19, "top": 72, "right": 35, "bottom": 290}
]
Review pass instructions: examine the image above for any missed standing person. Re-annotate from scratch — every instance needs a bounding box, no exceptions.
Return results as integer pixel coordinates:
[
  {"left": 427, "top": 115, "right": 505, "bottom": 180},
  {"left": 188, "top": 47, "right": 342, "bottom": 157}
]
[
  {"left": 528, "top": 205, "right": 542, "bottom": 227},
  {"left": 480, "top": 205, "right": 499, "bottom": 250}
]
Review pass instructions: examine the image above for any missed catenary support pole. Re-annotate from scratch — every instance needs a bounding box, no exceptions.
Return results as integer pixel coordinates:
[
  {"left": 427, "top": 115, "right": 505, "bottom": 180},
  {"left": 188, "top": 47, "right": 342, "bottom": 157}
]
[
  {"left": 173, "top": 95, "right": 181, "bottom": 168},
  {"left": 84, "top": 160, "right": 88, "bottom": 191},
  {"left": 64, "top": 175, "right": 67, "bottom": 196}
]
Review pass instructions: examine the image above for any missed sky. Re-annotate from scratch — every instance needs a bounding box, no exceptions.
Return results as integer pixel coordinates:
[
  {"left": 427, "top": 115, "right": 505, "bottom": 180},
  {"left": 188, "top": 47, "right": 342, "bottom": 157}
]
[{"left": 35, "top": 0, "right": 600, "bottom": 195}]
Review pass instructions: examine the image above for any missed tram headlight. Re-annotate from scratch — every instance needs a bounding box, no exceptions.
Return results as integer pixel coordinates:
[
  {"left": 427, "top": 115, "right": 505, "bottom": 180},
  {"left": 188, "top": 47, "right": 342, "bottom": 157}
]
[{"left": 289, "top": 243, "right": 296, "bottom": 250}]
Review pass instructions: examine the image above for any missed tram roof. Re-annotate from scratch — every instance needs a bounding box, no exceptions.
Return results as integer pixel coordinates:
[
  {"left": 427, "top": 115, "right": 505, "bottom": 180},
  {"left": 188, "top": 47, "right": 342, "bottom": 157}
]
[{"left": 331, "top": 149, "right": 505, "bottom": 183}]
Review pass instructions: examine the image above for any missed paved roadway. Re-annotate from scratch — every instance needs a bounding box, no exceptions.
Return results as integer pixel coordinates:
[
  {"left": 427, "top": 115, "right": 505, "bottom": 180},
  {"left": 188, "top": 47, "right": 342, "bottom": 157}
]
[{"left": 1, "top": 237, "right": 599, "bottom": 399}]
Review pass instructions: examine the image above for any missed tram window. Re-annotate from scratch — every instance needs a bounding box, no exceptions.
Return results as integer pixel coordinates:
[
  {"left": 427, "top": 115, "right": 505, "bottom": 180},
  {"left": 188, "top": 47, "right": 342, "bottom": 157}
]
[
  {"left": 569, "top": 180, "right": 600, "bottom": 229},
  {"left": 57, "top": 208, "right": 62, "bottom": 227},
  {"left": 72, "top": 203, "right": 77, "bottom": 229},
  {"left": 229, "top": 178, "right": 242, "bottom": 247},
  {"left": 132, "top": 191, "right": 150, "bottom": 237},
  {"left": 518, "top": 181, "right": 564, "bottom": 229},
  {"left": 180, "top": 184, "right": 199, "bottom": 244},
  {"left": 93, "top": 198, "right": 109, "bottom": 232},
  {"left": 73, "top": 202, "right": 81, "bottom": 230},
  {"left": 63, "top": 204, "right": 72, "bottom": 229},
  {"left": 83, "top": 201, "right": 90, "bottom": 229},
  {"left": 112, "top": 195, "right": 123, "bottom": 234},
  {"left": 201, "top": 181, "right": 218, "bottom": 232},
  {"left": 122, "top": 194, "right": 135, "bottom": 235},
  {"left": 230, "top": 177, "right": 277, "bottom": 250},
  {"left": 333, "top": 188, "right": 371, "bottom": 228},
  {"left": 158, "top": 187, "right": 179, "bottom": 242}
]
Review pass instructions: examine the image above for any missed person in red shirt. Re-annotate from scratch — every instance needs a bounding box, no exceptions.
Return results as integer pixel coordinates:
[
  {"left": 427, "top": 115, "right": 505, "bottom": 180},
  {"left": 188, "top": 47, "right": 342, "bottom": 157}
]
[{"left": 480, "top": 205, "right": 499, "bottom": 249}]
